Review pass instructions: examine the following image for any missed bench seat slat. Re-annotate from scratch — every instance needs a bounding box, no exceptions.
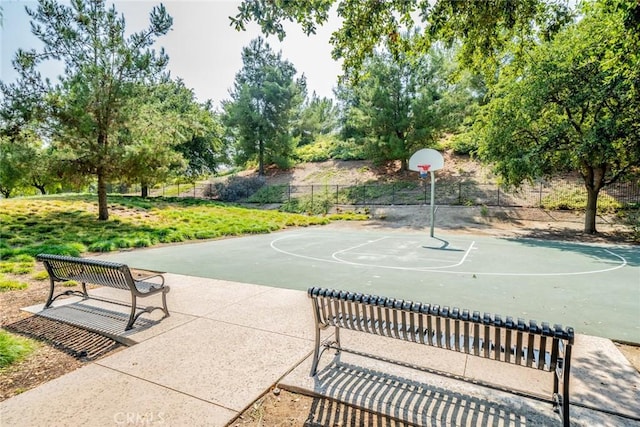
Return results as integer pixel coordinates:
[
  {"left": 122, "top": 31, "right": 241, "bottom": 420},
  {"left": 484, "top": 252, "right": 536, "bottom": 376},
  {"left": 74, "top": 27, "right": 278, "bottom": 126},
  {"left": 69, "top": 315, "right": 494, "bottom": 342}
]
[{"left": 323, "top": 314, "right": 559, "bottom": 370}]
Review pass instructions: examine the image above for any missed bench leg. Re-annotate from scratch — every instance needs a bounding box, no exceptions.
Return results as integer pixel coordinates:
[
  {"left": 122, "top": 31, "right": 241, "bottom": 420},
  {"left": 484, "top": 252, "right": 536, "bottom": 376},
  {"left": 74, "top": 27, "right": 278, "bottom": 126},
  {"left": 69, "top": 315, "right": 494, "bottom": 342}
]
[
  {"left": 161, "top": 290, "right": 170, "bottom": 318},
  {"left": 553, "top": 350, "right": 572, "bottom": 427},
  {"left": 310, "top": 325, "right": 343, "bottom": 377},
  {"left": 125, "top": 290, "right": 171, "bottom": 331},
  {"left": 561, "top": 347, "right": 572, "bottom": 427},
  {"left": 310, "top": 326, "right": 322, "bottom": 376},
  {"left": 44, "top": 280, "right": 89, "bottom": 309},
  {"left": 44, "top": 278, "right": 56, "bottom": 308},
  {"left": 125, "top": 296, "right": 137, "bottom": 331}
]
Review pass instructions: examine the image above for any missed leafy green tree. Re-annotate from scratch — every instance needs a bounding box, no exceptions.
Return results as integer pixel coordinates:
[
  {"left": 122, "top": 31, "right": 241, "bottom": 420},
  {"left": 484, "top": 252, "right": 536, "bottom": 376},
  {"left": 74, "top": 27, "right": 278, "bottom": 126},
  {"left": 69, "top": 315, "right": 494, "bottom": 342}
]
[
  {"left": 0, "top": 113, "right": 60, "bottom": 197},
  {"left": 119, "top": 79, "right": 225, "bottom": 197},
  {"left": 223, "top": 37, "right": 306, "bottom": 175},
  {"left": 2, "top": 0, "right": 172, "bottom": 219},
  {"left": 337, "top": 43, "right": 448, "bottom": 170},
  {"left": 0, "top": 137, "right": 30, "bottom": 198},
  {"left": 477, "top": 3, "right": 640, "bottom": 234},
  {"left": 231, "top": 0, "right": 572, "bottom": 80},
  {"left": 175, "top": 102, "right": 226, "bottom": 181},
  {"left": 293, "top": 93, "right": 339, "bottom": 147}
]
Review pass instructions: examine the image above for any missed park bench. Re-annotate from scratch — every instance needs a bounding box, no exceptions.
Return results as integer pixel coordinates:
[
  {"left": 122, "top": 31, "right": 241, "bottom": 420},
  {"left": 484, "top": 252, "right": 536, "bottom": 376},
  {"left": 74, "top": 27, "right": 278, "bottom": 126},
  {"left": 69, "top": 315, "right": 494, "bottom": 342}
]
[
  {"left": 37, "top": 254, "right": 170, "bottom": 331},
  {"left": 308, "top": 287, "right": 574, "bottom": 427}
]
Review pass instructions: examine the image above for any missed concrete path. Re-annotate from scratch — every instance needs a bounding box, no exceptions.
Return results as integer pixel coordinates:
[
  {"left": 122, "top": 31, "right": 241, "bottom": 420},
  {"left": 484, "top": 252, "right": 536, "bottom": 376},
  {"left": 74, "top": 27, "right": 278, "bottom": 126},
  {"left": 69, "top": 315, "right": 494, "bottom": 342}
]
[{"left": 1, "top": 274, "right": 639, "bottom": 426}]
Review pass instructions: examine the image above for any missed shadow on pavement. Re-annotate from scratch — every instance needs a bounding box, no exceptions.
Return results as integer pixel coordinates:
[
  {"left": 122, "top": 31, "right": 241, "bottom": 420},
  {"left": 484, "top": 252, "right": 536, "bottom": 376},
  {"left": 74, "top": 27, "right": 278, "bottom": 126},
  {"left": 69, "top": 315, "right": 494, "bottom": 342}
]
[
  {"left": 5, "top": 316, "right": 122, "bottom": 361},
  {"left": 307, "top": 359, "right": 559, "bottom": 427}
]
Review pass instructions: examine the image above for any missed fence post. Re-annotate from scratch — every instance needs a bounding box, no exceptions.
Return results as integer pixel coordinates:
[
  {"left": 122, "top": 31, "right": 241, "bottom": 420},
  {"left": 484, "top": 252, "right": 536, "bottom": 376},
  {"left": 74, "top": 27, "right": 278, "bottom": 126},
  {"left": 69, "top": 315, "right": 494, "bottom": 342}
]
[
  {"left": 497, "top": 187, "right": 500, "bottom": 207},
  {"left": 392, "top": 183, "right": 395, "bottom": 205},
  {"left": 458, "top": 182, "right": 462, "bottom": 205},
  {"left": 325, "top": 185, "right": 329, "bottom": 214},
  {"left": 539, "top": 182, "right": 543, "bottom": 207},
  {"left": 193, "top": 183, "right": 196, "bottom": 198}
]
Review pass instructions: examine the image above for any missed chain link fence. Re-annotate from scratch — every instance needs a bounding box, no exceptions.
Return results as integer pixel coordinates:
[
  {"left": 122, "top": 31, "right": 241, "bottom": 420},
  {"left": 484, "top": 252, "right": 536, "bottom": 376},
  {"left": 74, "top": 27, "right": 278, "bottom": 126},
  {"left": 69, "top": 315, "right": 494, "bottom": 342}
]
[{"left": 116, "top": 179, "right": 640, "bottom": 209}]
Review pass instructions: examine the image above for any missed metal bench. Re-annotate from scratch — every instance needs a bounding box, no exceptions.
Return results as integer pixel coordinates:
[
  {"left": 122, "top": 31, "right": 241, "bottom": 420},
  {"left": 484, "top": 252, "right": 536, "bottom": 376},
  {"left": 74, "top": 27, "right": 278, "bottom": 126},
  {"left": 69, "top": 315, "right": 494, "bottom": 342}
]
[
  {"left": 308, "top": 287, "right": 574, "bottom": 427},
  {"left": 37, "top": 254, "right": 170, "bottom": 330}
]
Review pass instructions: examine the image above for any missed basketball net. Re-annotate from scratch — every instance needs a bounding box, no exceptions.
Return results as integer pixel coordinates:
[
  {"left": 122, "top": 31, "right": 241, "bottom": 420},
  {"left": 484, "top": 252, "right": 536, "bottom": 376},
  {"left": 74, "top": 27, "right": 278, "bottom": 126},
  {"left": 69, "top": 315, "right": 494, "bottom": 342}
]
[{"left": 417, "top": 164, "right": 431, "bottom": 178}]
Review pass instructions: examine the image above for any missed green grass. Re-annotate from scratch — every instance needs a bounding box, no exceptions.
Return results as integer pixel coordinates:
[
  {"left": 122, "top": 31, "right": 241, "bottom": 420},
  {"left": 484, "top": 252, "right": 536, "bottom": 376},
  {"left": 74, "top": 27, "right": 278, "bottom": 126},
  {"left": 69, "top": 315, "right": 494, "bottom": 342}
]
[
  {"left": 541, "top": 188, "right": 622, "bottom": 213},
  {"left": 30, "top": 270, "right": 50, "bottom": 281},
  {"left": 0, "top": 330, "right": 37, "bottom": 368},
  {"left": 0, "top": 194, "right": 352, "bottom": 276},
  {"left": 0, "top": 274, "right": 29, "bottom": 291}
]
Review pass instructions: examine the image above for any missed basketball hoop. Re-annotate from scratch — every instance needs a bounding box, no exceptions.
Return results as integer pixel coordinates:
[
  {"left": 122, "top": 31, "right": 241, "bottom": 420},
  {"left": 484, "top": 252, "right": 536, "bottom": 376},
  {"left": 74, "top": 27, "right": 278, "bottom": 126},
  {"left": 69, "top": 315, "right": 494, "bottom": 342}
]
[
  {"left": 409, "top": 149, "right": 444, "bottom": 238},
  {"left": 417, "top": 164, "right": 431, "bottom": 179}
]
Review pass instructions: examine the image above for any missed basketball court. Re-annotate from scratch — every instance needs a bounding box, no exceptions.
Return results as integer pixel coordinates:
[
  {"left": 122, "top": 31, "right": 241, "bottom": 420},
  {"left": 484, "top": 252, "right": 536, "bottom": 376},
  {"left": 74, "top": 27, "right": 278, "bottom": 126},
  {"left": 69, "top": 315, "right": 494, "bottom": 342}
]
[{"left": 98, "top": 227, "right": 640, "bottom": 344}]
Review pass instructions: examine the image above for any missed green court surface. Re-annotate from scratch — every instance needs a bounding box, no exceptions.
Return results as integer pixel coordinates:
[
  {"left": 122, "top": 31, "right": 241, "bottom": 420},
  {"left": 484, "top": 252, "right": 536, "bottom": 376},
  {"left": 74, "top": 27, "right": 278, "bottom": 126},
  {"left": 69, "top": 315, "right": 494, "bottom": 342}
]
[{"left": 99, "top": 228, "right": 640, "bottom": 343}]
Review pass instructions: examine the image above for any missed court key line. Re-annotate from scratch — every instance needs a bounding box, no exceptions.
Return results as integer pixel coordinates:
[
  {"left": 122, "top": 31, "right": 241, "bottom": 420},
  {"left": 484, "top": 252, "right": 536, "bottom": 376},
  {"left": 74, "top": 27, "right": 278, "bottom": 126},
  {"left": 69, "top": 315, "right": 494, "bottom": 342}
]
[
  {"left": 269, "top": 234, "right": 628, "bottom": 276},
  {"left": 332, "top": 239, "right": 476, "bottom": 271}
]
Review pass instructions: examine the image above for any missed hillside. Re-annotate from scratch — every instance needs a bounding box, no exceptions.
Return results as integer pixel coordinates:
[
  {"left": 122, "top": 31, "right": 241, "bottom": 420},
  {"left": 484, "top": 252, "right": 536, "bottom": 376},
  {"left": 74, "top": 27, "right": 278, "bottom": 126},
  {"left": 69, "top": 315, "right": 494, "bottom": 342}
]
[
  {"left": 230, "top": 153, "right": 636, "bottom": 244},
  {"left": 254, "top": 152, "right": 492, "bottom": 186}
]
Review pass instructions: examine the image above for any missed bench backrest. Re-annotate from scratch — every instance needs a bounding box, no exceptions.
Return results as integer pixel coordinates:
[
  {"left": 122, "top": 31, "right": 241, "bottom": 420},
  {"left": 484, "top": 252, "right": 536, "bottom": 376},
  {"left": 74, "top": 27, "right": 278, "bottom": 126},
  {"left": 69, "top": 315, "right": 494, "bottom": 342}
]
[
  {"left": 308, "top": 287, "right": 574, "bottom": 372},
  {"left": 37, "top": 254, "right": 135, "bottom": 291}
]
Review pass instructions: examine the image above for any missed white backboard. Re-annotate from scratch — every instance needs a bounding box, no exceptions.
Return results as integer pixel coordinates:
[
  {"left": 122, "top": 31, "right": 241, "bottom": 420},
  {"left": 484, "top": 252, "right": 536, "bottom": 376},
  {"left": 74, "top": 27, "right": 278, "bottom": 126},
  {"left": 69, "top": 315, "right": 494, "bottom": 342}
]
[{"left": 408, "top": 149, "right": 444, "bottom": 172}]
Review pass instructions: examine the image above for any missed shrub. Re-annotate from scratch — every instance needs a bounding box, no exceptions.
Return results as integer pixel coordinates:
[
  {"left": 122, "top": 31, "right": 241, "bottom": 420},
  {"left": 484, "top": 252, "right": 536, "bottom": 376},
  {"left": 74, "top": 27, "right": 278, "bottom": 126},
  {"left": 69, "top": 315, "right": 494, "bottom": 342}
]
[
  {"left": 280, "top": 194, "right": 333, "bottom": 215},
  {"left": 0, "top": 260, "right": 34, "bottom": 275},
  {"left": 295, "top": 135, "right": 338, "bottom": 162},
  {"left": 87, "top": 241, "right": 116, "bottom": 252},
  {"left": 205, "top": 176, "right": 266, "bottom": 202},
  {"left": 247, "top": 185, "right": 288, "bottom": 204},
  {"left": 0, "top": 274, "right": 28, "bottom": 291},
  {"left": 450, "top": 133, "right": 479, "bottom": 155},
  {"left": 25, "top": 243, "right": 86, "bottom": 257},
  {"left": 31, "top": 270, "right": 50, "bottom": 281},
  {"left": 541, "top": 188, "right": 621, "bottom": 213},
  {"left": 0, "top": 330, "right": 37, "bottom": 368},
  {"left": 330, "top": 138, "right": 367, "bottom": 160}
]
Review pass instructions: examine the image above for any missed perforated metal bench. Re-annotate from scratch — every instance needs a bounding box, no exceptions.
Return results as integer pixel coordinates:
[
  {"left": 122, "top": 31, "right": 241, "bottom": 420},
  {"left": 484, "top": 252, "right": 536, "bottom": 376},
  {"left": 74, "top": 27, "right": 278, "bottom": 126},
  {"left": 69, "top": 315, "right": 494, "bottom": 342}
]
[
  {"left": 37, "top": 254, "right": 170, "bottom": 330},
  {"left": 308, "top": 287, "right": 574, "bottom": 427}
]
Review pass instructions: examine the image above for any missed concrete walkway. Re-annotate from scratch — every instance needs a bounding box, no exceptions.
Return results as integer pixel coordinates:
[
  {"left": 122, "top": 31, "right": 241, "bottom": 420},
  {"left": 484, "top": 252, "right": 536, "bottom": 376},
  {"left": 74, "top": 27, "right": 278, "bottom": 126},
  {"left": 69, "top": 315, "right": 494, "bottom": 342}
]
[{"left": 1, "top": 274, "right": 639, "bottom": 426}]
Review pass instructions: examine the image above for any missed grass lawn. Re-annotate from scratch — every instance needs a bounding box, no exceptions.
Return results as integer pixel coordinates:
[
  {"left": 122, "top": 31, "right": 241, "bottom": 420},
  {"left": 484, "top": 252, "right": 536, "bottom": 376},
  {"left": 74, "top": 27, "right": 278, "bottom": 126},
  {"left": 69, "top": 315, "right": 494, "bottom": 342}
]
[{"left": 0, "top": 194, "right": 364, "bottom": 280}]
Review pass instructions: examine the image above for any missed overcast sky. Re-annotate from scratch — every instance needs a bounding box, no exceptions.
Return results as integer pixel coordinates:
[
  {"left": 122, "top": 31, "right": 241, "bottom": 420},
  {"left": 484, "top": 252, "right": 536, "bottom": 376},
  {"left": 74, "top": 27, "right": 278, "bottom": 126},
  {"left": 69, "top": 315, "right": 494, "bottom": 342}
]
[{"left": 1, "top": 0, "right": 343, "bottom": 107}]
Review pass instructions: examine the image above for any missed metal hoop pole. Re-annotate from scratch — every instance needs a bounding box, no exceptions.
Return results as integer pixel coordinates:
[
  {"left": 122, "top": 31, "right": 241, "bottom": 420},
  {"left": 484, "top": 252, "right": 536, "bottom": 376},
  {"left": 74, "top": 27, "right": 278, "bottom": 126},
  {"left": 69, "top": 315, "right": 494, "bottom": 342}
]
[{"left": 430, "top": 170, "right": 436, "bottom": 237}]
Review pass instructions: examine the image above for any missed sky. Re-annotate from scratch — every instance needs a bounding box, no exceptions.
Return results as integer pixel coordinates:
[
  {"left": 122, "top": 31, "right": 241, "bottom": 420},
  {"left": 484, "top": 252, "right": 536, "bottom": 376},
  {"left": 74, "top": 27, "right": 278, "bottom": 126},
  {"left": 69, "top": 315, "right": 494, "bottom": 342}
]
[{"left": 0, "top": 0, "right": 343, "bottom": 107}]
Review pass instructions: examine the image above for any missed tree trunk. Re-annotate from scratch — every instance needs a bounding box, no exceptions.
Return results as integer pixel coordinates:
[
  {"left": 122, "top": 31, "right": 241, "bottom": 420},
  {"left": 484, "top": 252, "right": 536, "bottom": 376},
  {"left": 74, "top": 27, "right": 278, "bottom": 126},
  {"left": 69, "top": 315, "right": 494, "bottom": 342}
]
[
  {"left": 141, "top": 184, "right": 149, "bottom": 198},
  {"left": 584, "top": 186, "right": 599, "bottom": 234},
  {"left": 33, "top": 182, "right": 47, "bottom": 195},
  {"left": 97, "top": 171, "right": 109, "bottom": 221},
  {"left": 401, "top": 158, "right": 408, "bottom": 171},
  {"left": 583, "top": 165, "right": 606, "bottom": 234},
  {"left": 258, "top": 139, "right": 265, "bottom": 176}
]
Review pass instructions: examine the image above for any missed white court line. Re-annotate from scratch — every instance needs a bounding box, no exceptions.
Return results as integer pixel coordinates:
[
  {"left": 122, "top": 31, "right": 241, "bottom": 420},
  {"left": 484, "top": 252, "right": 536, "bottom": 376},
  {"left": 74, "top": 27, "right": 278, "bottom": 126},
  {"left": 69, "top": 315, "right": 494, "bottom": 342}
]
[
  {"left": 269, "top": 234, "right": 628, "bottom": 276},
  {"left": 331, "top": 236, "right": 390, "bottom": 263},
  {"left": 341, "top": 251, "right": 457, "bottom": 264},
  {"left": 332, "top": 239, "right": 476, "bottom": 270}
]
